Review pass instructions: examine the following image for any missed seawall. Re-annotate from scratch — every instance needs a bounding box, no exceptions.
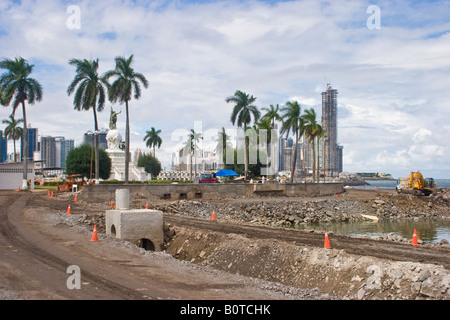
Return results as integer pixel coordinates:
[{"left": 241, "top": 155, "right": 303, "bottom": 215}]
[{"left": 80, "top": 182, "right": 344, "bottom": 202}]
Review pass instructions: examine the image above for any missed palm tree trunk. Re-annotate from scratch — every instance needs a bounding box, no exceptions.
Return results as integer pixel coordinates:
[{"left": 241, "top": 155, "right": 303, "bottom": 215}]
[
  {"left": 125, "top": 100, "right": 130, "bottom": 183},
  {"left": 319, "top": 138, "right": 322, "bottom": 182},
  {"left": 266, "top": 143, "right": 270, "bottom": 178},
  {"left": 13, "top": 139, "right": 16, "bottom": 162},
  {"left": 222, "top": 141, "right": 226, "bottom": 167},
  {"left": 21, "top": 101, "right": 28, "bottom": 189},
  {"left": 312, "top": 140, "right": 316, "bottom": 183},
  {"left": 189, "top": 152, "right": 193, "bottom": 181},
  {"left": 316, "top": 137, "right": 320, "bottom": 183},
  {"left": 323, "top": 139, "right": 326, "bottom": 183},
  {"left": 290, "top": 130, "right": 298, "bottom": 183},
  {"left": 303, "top": 141, "right": 306, "bottom": 185},
  {"left": 244, "top": 123, "right": 248, "bottom": 178},
  {"left": 194, "top": 144, "right": 197, "bottom": 178},
  {"left": 93, "top": 107, "right": 100, "bottom": 182}
]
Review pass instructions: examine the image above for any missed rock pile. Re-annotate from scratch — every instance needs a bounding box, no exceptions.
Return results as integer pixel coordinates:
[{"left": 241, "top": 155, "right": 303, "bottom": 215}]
[
  {"left": 362, "top": 191, "right": 450, "bottom": 220},
  {"left": 429, "top": 188, "right": 450, "bottom": 207},
  {"left": 144, "top": 199, "right": 374, "bottom": 228}
]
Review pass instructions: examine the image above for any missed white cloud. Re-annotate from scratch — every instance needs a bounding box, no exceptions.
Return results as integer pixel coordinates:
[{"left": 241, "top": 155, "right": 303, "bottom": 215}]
[
  {"left": 1, "top": 0, "right": 450, "bottom": 177},
  {"left": 412, "top": 128, "right": 432, "bottom": 144}
]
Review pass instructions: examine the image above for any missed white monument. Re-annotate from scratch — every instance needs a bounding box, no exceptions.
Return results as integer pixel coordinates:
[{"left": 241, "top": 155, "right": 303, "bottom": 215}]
[{"left": 105, "top": 108, "right": 150, "bottom": 181}]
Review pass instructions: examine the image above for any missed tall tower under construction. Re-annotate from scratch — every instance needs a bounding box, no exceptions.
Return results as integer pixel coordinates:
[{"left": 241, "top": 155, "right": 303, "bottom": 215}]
[{"left": 321, "top": 84, "right": 343, "bottom": 177}]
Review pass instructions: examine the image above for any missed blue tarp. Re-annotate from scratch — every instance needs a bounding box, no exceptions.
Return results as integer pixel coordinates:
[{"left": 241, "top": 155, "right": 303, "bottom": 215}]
[{"left": 215, "top": 169, "right": 239, "bottom": 177}]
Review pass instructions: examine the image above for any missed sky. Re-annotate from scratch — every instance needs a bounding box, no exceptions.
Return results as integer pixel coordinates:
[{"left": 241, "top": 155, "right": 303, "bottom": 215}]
[{"left": 1, "top": 0, "right": 450, "bottom": 179}]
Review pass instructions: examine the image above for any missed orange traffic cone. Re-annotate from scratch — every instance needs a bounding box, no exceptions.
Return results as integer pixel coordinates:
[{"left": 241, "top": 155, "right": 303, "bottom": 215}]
[
  {"left": 145, "top": 202, "right": 149, "bottom": 209},
  {"left": 90, "top": 225, "right": 99, "bottom": 242},
  {"left": 66, "top": 204, "right": 72, "bottom": 215},
  {"left": 51, "top": 191, "right": 54, "bottom": 198},
  {"left": 110, "top": 200, "right": 114, "bottom": 209},
  {"left": 17, "top": 186, "right": 20, "bottom": 191},
  {"left": 211, "top": 210, "right": 216, "bottom": 221},
  {"left": 411, "top": 229, "right": 419, "bottom": 246},
  {"left": 74, "top": 195, "right": 78, "bottom": 202},
  {"left": 324, "top": 231, "right": 332, "bottom": 249}
]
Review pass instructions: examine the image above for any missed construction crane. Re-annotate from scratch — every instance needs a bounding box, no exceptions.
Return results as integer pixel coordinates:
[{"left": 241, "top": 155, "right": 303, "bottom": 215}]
[{"left": 396, "top": 171, "right": 436, "bottom": 196}]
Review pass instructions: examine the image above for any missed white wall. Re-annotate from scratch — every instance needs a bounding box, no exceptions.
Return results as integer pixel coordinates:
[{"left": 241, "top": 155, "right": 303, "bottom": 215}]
[{"left": 0, "top": 162, "right": 35, "bottom": 190}]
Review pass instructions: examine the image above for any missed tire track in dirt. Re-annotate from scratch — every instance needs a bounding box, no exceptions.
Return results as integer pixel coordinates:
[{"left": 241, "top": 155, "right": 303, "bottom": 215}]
[{"left": 0, "top": 192, "right": 147, "bottom": 299}]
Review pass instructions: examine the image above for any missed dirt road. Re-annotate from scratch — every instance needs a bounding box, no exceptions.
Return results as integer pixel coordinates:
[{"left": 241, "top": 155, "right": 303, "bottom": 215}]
[{"left": 0, "top": 191, "right": 331, "bottom": 300}]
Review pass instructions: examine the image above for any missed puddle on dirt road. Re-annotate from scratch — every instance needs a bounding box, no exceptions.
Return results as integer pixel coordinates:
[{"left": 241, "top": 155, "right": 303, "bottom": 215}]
[{"left": 294, "top": 219, "right": 450, "bottom": 243}]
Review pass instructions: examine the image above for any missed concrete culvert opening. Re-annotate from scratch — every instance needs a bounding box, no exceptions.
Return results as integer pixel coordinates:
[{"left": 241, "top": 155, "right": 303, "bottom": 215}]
[
  {"left": 111, "top": 224, "right": 116, "bottom": 236},
  {"left": 139, "top": 238, "right": 155, "bottom": 251}
]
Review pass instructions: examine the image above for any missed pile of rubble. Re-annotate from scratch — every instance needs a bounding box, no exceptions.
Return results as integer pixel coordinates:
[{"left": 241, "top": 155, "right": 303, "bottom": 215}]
[
  {"left": 429, "top": 188, "right": 450, "bottom": 207},
  {"left": 143, "top": 199, "right": 374, "bottom": 228},
  {"left": 360, "top": 190, "right": 450, "bottom": 220}
]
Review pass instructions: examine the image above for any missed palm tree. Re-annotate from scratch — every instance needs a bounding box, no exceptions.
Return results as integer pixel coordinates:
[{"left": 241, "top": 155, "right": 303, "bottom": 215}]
[
  {"left": 261, "top": 104, "right": 281, "bottom": 128},
  {"left": 256, "top": 117, "right": 273, "bottom": 176},
  {"left": 67, "top": 58, "right": 107, "bottom": 182},
  {"left": 317, "top": 127, "right": 327, "bottom": 182},
  {"left": 103, "top": 55, "right": 149, "bottom": 183},
  {"left": 0, "top": 57, "right": 43, "bottom": 189},
  {"left": 2, "top": 115, "right": 23, "bottom": 162},
  {"left": 143, "top": 127, "right": 162, "bottom": 157},
  {"left": 261, "top": 104, "right": 280, "bottom": 174},
  {"left": 215, "top": 127, "right": 232, "bottom": 167},
  {"left": 183, "top": 129, "right": 202, "bottom": 180},
  {"left": 226, "top": 90, "right": 260, "bottom": 177},
  {"left": 280, "top": 100, "right": 304, "bottom": 183},
  {"left": 187, "top": 129, "right": 202, "bottom": 180},
  {"left": 303, "top": 108, "right": 324, "bottom": 183}
]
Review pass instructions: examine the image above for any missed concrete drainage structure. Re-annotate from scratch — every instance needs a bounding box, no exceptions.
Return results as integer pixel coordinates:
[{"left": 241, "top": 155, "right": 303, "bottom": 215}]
[{"left": 106, "top": 189, "right": 164, "bottom": 251}]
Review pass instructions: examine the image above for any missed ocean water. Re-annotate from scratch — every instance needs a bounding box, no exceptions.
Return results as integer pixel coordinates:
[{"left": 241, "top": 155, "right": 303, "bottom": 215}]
[
  {"left": 332, "top": 179, "right": 450, "bottom": 242},
  {"left": 297, "top": 219, "right": 450, "bottom": 243}
]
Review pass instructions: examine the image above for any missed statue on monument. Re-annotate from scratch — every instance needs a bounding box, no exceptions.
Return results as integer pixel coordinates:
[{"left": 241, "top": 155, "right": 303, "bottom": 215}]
[
  {"left": 105, "top": 107, "right": 150, "bottom": 181},
  {"left": 109, "top": 107, "right": 121, "bottom": 130},
  {"left": 106, "top": 107, "right": 123, "bottom": 151}
]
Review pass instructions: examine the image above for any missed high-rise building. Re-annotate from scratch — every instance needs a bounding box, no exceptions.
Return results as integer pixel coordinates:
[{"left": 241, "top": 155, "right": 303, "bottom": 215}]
[
  {"left": 20, "top": 126, "right": 38, "bottom": 161},
  {"left": 65, "top": 139, "right": 74, "bottom": 160},
  {"left": 40, "top": 136, "right": 56, "bottom": 168},
  {"left": 55, "top": 137, "right": 74, "bottom": 169},
  {"left": 278, "top": 136, "right": 287, "bottom": 172},
  {"left": 133, "top": 148, "right": 142, "bottom": 164},
  {"left": 0, "top": 130, "right": 7, "bottom": 163},
  {"left": 321, "top": 84, "right": 343, "bottom": 177},
  {"left": 41, "top": 136, "right": 74, "bottom": 169},
  {"left": 83, "top": 129, "right": 108, "bottom": 150}
]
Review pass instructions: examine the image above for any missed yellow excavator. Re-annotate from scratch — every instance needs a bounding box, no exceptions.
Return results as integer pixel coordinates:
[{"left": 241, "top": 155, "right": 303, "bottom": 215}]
[{"left": 396, "top": 171, "right": 436, "bottom": 196}]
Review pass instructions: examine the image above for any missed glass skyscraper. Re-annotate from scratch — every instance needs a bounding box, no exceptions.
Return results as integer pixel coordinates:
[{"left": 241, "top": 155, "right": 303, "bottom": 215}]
[
  {"left": 20, "top": 127, "right": 38, "bottom": 161},
  {"left": 321, "top": 85, "right": 343, "bottom": 176},
  {"left": 0, "top": 130, "right": 7, "bottom": 163}
]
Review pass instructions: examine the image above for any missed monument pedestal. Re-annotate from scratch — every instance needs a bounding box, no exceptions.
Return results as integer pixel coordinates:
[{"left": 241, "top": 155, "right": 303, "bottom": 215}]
[
  {"left": 105, "top": 128, "right": 151, "bottom": 182},
  {"left": 106, "top": 149, "right": 126, "bottom": 181}
]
